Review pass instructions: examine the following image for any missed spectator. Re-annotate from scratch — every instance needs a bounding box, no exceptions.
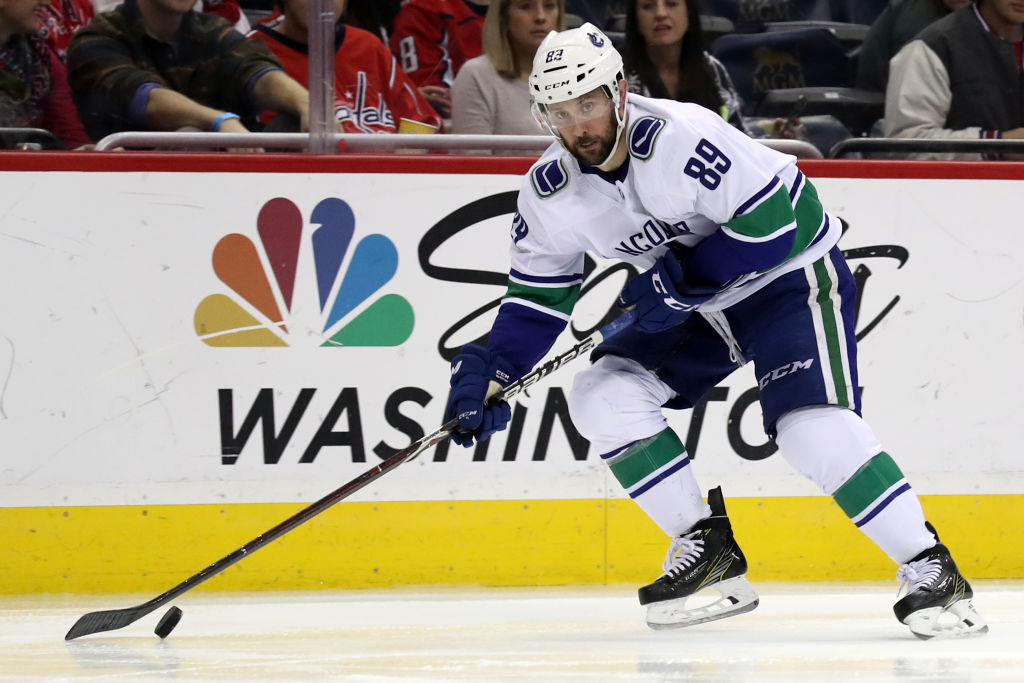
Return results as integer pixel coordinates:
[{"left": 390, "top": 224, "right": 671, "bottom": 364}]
[
  {"left": 624, "top": 0, "right": 809, "bottom": 141},
  {"left": 451, "top": 0, "right": 563, "bottom": 137},
  {"left": 390, "top": 0, "right": 488, "bottom": 118},
  {"left": 43, "top": 0, "right": 251, "bottom": 69},
  {"left": 248, "top": 0, "right": 443, "bottom": 134},
  {"left": 66, "top": 0, "right": 312, "bottom": 143},
  {"left": 91, "top": 0, "right": 250, "bottom": 31},
  {"left": 196, "top": 0, "right": 247, "bottom": 29},
  {"left": 39, "top": 0, "right": 94, "bottom": 62},
  {"left": 856, "top": 0, "right": 971, "bottom": 93},
  {"left": 884, "top": 0, "right": 1024, "bottom": 159},
  {"left": 342, "top": 0, "right": 401, "bottom": 41},
  {"left": 1, "top": 0, "right": 91, "bottom": 147},
  {"left": 623, "top": 0, "right": 748, "bottom": 132}
]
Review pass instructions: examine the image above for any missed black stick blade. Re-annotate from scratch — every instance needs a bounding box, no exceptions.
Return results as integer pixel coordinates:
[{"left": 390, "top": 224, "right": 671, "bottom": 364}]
[{"left": 65, "top": 607, "right": 148, "bottom": 640}]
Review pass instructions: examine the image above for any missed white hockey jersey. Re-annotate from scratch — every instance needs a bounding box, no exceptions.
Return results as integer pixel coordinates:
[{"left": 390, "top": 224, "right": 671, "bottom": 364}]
[{"left": 489, "top": 94, "right": 840, "bottom": 377}]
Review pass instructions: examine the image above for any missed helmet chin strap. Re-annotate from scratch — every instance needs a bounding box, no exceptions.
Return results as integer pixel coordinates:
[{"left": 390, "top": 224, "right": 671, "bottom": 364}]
[{"left": 597, "top": 99, "right": 628, "bottom": 170}]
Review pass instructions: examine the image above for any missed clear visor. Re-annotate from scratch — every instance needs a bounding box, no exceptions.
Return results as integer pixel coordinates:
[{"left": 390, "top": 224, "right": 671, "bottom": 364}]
[{"left": 537, "top": 89, "right": 615, "bottom": 130}]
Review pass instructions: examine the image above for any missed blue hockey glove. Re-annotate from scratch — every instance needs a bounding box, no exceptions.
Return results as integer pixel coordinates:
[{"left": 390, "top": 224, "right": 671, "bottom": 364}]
[
  {"left": 444, "top": 344, "right": 515, "bottom": 447},
  {"left": 617, "top": 249, "right": 712, "bottom": 334}
]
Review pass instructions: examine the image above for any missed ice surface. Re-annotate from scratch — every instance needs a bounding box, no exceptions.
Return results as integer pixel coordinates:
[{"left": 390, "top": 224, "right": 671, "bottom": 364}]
[{"left": 2, "top": 582, "right": 1021, "bottom": 681}]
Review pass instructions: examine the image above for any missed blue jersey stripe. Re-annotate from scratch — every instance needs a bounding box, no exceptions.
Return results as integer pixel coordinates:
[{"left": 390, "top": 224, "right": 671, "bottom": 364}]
[
  {"left": 733, "top": 176, "right": 781, "bottom": 218},
  {"left": 509, "top": 268, "right": 584, "bottom": 285},
  {"left": 789, "top": 171, "right": 805, "bottom": 201}
]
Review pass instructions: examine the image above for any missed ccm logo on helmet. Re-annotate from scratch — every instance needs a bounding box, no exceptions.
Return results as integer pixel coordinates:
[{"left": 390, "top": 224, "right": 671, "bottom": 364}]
[{"left": 544, "top": 80, "right": 570, "bottom": 89}]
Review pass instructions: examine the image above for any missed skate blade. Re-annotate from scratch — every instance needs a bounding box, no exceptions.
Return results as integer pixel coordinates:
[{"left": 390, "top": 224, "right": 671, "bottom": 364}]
[
  {"left": 646, "top": 576, "right": 759, "bottom": 630},
  {"left": 904, "top": 599, "right": 989, "bottom": 640}
]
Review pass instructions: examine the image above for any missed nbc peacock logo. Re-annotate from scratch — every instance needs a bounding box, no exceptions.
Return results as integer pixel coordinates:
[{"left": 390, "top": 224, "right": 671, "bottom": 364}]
[{"left": 194, "top": 197, "right": 414, "bottom": 348}]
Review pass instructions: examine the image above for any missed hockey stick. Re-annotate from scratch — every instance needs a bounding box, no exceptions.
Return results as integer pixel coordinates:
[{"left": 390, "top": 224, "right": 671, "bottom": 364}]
[{"left": 64, "top": 311, "right": 635, "bottom": 641}]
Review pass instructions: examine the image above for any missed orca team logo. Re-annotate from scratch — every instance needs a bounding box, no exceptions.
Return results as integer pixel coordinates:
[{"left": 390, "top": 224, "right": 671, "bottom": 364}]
[
  {"left": 194, "top": 197, "right": 414, "bottom": 348},
  {"left": 587, "top": 31, "right": 605, "bottom": 48},
  {"left": 628, "top": 116, "right": 666, "bottom": 160}
]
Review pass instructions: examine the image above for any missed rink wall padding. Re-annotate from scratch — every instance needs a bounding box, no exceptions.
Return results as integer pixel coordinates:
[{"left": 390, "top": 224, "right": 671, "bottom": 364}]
[
  {"left": 1, "top": 153, "right": 1022, "bottom": 593},
  {"left": 2, "top": 495, "right": 1020, "bottom": 593}
]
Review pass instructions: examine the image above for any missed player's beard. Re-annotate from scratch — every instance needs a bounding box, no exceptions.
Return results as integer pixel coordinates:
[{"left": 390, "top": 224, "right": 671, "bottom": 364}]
[{"left": 565, "top": 109, "right": 617, "bottom": 167}]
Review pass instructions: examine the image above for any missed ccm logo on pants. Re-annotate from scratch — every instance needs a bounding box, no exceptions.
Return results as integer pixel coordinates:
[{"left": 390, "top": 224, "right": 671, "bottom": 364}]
[{"left": 758, "top": 359, "right": 815, "bottom": 390}]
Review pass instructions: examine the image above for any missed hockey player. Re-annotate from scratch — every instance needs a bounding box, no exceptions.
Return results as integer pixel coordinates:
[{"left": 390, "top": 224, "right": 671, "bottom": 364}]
[{"left": 443, "top": 23, "right": 988, "bottom": 639}]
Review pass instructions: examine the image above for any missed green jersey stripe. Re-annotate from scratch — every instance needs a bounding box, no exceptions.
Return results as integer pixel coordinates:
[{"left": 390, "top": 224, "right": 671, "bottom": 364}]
[
  {"left": 504, "top": 281, "right": 581, "bottom": 316},
  {"left": 724, "top": 186, "right": 796, "bottom": 240},
  {"left": 787, "top": 179, "right": 826, "bottom": 259},
  {"left": 833, "top": 452, "right": 905, "bottom": 518},
  {"left": 723, "top": 179, "right": 825, "bottom": 260}
]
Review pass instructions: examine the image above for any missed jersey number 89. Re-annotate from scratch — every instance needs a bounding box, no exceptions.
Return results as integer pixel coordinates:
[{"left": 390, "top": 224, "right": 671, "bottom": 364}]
[{"left": 683, "top": 138, "right": 731, "bottom": 190}]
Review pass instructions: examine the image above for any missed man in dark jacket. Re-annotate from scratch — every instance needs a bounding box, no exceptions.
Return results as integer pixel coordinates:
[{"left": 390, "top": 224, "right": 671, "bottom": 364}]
[
  {"left": 884, "top": 0, "right": 1024, "bottom": 159},
  {"left": 67, "top": 0, "right": 312, "bottom": 141},
  {"left": 856, "top": 0, "right": 971, "bottom": 93}
]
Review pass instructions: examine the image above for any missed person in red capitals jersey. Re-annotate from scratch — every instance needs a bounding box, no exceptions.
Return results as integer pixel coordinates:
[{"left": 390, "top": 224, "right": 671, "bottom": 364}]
[
  {"left": 390, "top": 0, "right": 488, "bottom": 117},
  {"left": 248, "top": 0, "right": 443, "bottom": 134},
  {"left": 38, "top": 0, "right": 93, "bottom": 63}
]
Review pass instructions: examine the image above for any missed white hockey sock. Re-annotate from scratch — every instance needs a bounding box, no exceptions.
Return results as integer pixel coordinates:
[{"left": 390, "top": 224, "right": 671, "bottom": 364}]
[
  {"left": 602, "top": 428, "right": 710, "bottom": 537},
  {"left": 566, "top": 357, "right": 709, "bottom": 538},
  {"left": 831, "top": 452, "right": 936, "bottom": 563},
  {"left": 852, "top": 487, "right": 937, "bottom": 564},
  {"left": 776, "top": 406, "right": 935, "bottom": 563}
]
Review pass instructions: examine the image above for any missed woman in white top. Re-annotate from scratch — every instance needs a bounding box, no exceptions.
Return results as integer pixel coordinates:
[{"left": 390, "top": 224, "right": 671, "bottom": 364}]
[{"left": 451, "top": 0, "right": 564, "bottom": 136}]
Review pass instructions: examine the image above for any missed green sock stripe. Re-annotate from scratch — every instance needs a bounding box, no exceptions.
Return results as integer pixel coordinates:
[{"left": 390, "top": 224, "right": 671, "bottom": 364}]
[
  {"left": 833, "top": 452, "right": 904, "bottom": 518},
  {"left": 607, "top": 429, "right": 686, "bottom": 490},
  {"left": 812, "top": 258, "right": 850, "bottom": 406}
]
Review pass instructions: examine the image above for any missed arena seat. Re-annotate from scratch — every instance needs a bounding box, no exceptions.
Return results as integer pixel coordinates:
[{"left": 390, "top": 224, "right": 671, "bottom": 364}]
[
  {"left": 0, "top": 127, "right": 62, "bottom": 150},
  {"left": 754, "top": 86, "right": 884, "bottom": 137},
  {"left": 834, "top": 0, "right": 889, "bottom": 25},
  {"left": 747, "top": 113, "right": 853, "bottom": 157},
  {"left": 699, "top": 0, "right": 832, "bottom": 30},
  {"left": 710, "top": 27, "right": 853, "bottom": 115},
  {"left": 763, "top": 20, "right": 869, "bottom": 49}
]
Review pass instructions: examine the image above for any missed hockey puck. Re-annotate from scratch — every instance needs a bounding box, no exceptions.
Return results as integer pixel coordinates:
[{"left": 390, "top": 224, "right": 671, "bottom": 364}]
[{"left": 154, "top": 606, "right": 183, "bottom": 639}]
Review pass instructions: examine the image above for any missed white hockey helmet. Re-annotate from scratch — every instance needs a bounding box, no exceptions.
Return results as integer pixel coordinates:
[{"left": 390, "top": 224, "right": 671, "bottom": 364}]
[
  {"left": 529, "top": 23, "right": 624, "bottom": 106},
  {"left": 529, "top": 23, "right": 627, "bottom": 166}
]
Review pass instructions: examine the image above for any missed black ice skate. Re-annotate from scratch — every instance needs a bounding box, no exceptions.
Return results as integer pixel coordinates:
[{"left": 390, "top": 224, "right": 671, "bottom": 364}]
[
  {"left": 894, "top": 522, "right": 988, "bottom": 639},
  {"left": 638, "top": 486, "right": 759, "bottom": 629}
]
